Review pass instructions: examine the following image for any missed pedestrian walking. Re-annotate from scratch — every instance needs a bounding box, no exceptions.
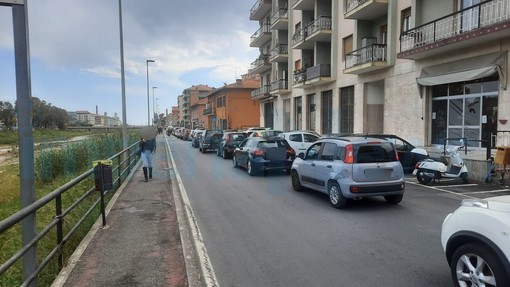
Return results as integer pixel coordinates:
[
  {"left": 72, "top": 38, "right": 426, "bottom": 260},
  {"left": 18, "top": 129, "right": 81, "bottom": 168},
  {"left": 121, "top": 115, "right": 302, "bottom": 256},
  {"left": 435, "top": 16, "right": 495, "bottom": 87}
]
[{"left": 139, "top": 137, "right": 156, "bottom": 182}]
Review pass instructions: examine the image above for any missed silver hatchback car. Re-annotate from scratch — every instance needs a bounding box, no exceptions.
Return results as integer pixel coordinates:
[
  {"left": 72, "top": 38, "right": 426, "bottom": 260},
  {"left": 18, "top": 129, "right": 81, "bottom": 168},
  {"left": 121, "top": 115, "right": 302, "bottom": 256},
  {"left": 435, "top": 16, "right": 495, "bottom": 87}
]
[{"left": 290, "top": 136, "right": 405, "bottom": 209}]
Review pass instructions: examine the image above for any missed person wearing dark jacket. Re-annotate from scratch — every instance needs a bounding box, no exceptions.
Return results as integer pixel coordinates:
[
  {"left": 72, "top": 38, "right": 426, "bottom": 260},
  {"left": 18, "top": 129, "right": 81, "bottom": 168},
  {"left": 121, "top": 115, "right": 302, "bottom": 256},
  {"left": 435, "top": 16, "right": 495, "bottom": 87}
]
[{"left": 139, "top": 137, "right": 156, "bottom": 182}]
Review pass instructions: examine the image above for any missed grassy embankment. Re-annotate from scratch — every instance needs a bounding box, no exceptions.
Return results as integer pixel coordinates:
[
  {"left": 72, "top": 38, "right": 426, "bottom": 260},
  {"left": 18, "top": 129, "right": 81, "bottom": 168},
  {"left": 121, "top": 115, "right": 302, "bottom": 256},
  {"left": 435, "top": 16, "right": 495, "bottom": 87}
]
[{"left": 0, "top": 129, "right": 139, "bottom": 287}]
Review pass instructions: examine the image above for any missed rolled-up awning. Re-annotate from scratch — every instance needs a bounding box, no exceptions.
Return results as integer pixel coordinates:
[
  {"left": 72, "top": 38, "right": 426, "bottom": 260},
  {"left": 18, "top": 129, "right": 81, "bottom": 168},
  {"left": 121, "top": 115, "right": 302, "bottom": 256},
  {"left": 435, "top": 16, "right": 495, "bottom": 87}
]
[{"left": 417, "top": 51, "right": 507, "bottom": 89}]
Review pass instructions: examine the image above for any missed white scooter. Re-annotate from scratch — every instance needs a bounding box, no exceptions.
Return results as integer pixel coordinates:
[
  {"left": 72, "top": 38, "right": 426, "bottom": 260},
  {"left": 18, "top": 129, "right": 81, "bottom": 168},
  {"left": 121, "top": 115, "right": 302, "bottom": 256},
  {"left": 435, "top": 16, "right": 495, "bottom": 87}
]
[{"left": 412, "top": 143, "right": 468, "bottom": 185}]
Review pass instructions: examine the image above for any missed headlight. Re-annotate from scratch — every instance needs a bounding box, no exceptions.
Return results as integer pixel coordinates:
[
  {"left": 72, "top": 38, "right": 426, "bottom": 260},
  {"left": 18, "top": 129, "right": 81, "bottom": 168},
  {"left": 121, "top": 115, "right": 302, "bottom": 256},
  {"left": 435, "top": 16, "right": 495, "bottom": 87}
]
[{"left": 461, "top": 198, "right": 488, "bottom": 209}]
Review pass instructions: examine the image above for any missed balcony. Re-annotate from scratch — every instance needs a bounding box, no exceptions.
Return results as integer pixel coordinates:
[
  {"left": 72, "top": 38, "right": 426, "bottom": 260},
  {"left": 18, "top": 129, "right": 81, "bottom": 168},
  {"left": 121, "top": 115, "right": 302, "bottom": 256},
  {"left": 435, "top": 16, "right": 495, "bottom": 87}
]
[
  {"left": 250, "top": 24, "right": 272, "bottom": 47},
  {"left": 305, "top": 16, "right": 332, "bottom": 43},
  {"left": 251, "top": 85, "right": 271, "bottom": 100},
  {"left": 398, "top": 0, "right": 510, "bottom": 60},
  {"left": 250, "top": 54, "right": 271, "bottom": 74},
  {"left": 292, "top": 16, "right": 332, "bottom": 49},
  {"left": 293, "top": 64, "right": 332, "bottom": 88},
  {"left": 203, "top": 108, "right": 215, "bottom": 116},
  {"left": 271, "top": 9, "right": 289, "bottom": 30},
  {"left": 293, "top": 0, "right": 314, "bottom": 11},
  {"left": 250, "top": 0, "right": 272, "bottom": 21},
  {"left": 270, "top": 79, "right": 289, "bottom": 94},
  {"left": 344, "top": 44, "right": 389, "bottom": 74},
  {"left": 344, "top": 0, "right": 388, "bottom": 20},
  {"left": 270, "top": 44, "right": 289, "bottom": 62}
]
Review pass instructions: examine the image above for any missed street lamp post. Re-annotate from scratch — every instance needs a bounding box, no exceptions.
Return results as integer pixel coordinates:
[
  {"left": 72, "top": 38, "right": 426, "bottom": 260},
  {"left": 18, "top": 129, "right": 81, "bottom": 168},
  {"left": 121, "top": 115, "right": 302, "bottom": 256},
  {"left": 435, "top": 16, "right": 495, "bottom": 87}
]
[
  {"left": 146, "top": 59, "right": 155, "bottom": 125},
  {"left": 118, "top": 0, "right": 128, "bottom": 149},
  {"left": 152, "top": 86, "right": 157, "bottom": 125}
]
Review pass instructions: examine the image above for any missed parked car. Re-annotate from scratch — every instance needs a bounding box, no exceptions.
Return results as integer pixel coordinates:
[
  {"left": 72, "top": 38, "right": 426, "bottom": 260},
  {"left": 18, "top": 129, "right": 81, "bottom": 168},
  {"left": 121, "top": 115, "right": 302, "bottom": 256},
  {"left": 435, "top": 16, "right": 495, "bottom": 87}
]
[
  {"left": 279, "top": 131, "right": 320, "bottom": 154},
  {"left": 290, "top": 136, "right": 405, "bottom": 209},
  {"left": 232, "top": 136, "right": 296, "bottom": 176},
  {"left": 217, "top": 131, "right": 247, "bottom": 159},
  {"left": 248, "top": 129, "right": 283, "bottom": 138},
  {"left": 199, "top": 129, "right": 223, "bottom": 153},
  {"left": 331, "top": 133, "right": 428, "bottom": 173},
  {"left": 244, "top": 127, "right": 270, "bottom": 137},
  {"left": 441, "top": 196, "right": 510, "bottom": 287},
  {"left": 191, "top": 130, "right": 204, "bottom": 148}
]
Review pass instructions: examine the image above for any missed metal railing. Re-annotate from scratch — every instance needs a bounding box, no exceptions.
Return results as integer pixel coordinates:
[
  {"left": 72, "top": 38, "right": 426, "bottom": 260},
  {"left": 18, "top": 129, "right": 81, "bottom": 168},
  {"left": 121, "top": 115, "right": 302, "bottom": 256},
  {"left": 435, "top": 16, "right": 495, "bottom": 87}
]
[
  {"left": 400, "top": 0, "right": 510, "bottom": 52},
  {"left": 305, "top": 16, "right": 332, "bottom": 36},
  {"left": 270, "top": 79, "right": 288, "bottom": 91},
  {"left": 271, "top": 44, "right": 288, "bottom": 58},
  {"left": 250, "top": 24, "right": 271, "bottom": 44},
  {"left": 271, "top": 8, "right": 288, "bottom": 26},
  {"left": 345, "top": 44, "right": 387, "bottom": 69},
  {"left": 306, "top": 64, "right": 331, "bottom": 80},
  {"left": 250, "top": 54, "right": 270, "bottom": 70},
  {"left": 0, "top": 142, "right": 141, "bottom": 286},
  {"left": 251, "top": 85, "right": 271, "bottom": 98},
  {"left": 345, "top": 0, "right": 370, "bottom": 14}
]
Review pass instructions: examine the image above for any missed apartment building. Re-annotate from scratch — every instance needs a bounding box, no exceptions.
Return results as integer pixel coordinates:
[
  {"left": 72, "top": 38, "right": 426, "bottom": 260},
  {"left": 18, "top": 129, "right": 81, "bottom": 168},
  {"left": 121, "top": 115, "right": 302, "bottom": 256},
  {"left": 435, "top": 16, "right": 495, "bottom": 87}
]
[
  {"left": 204, "top": 74, "right": 261, "bottom": 130},
  {"left": 180, "top": 84, "right": 215, "bottom": 128},
  {"left": 249, "top": 0, "right": 510, "bottom": 148}
]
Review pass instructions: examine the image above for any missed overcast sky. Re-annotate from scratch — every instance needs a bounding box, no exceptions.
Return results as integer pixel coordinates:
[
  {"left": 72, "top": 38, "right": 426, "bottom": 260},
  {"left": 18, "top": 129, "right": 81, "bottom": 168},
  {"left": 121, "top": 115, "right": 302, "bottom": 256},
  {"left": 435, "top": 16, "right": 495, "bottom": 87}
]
[{"left": 0, "top": 0, "right": 259, "bottom": 125}]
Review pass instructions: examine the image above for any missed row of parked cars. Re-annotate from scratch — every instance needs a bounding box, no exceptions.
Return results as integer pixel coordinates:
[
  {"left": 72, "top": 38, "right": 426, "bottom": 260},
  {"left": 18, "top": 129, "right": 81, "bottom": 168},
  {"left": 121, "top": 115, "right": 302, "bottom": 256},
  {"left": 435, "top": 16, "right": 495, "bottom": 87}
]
[{"left": 168, "top": 126, "right": 510, "bottom": 287}]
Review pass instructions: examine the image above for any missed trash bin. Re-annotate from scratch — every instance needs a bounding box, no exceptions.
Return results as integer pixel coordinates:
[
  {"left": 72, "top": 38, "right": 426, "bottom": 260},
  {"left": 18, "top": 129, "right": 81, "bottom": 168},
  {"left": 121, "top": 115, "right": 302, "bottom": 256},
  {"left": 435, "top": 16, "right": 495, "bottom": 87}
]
[
  {"left": 93, "top": 160, "right": 113, "bottom": 191},
  {"left": 495, "top": 146, "right": 510, "bottom": 165}
]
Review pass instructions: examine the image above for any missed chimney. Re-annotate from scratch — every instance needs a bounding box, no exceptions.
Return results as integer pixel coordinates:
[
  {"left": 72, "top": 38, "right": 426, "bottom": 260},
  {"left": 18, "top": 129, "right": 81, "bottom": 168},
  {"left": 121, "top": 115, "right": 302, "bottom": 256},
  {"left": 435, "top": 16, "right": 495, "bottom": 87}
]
[
  {"left": 96, "top": 105, "right": 98, "bottom": 114},
  {"left": 236, "top": 79, "right": 242, "bottom": 85}
]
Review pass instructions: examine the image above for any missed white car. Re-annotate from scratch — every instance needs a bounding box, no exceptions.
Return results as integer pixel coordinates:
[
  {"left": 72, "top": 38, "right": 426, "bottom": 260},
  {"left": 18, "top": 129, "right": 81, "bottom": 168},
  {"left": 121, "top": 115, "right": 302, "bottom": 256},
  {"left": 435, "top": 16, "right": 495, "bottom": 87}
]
[
  {"left": 441, "top": 196, "right": 510, "bottom": 287},
  {"left": 279, "top": 131, "right": 319, "bottom": 155}
]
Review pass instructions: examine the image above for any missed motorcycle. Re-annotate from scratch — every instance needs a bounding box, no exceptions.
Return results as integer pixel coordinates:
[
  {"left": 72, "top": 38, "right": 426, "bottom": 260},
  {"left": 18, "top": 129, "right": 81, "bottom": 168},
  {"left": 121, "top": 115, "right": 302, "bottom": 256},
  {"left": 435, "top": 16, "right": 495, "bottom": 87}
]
[{"left": 412, "top": 143, "right": 468, "bottom": 185}]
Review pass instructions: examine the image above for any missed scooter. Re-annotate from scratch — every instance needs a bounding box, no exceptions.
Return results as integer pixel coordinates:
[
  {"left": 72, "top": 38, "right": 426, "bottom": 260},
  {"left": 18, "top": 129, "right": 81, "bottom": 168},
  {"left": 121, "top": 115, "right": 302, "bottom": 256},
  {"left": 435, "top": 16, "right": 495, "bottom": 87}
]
[{"left": 412, "top": 143, "right": 468, "bottom": 185}]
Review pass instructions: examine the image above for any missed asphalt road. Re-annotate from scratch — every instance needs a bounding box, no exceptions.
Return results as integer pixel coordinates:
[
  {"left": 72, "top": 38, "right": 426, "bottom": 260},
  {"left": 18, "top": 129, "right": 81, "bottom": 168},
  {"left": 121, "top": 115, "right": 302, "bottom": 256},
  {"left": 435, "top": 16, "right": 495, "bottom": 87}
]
[{"left": 166, "top": 136, "right": 508, "bottom": 287}]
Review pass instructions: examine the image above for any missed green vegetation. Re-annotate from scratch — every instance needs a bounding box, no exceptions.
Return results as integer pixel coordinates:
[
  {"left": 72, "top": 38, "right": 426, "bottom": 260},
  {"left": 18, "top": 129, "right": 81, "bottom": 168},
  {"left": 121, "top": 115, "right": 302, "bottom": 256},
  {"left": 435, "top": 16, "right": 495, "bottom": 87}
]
[
  {"left": 0, "top": 130, "right": 140, "bottom": 287},
  {"left": 0, "top": 129, "right": 106, "bottom": 145}
]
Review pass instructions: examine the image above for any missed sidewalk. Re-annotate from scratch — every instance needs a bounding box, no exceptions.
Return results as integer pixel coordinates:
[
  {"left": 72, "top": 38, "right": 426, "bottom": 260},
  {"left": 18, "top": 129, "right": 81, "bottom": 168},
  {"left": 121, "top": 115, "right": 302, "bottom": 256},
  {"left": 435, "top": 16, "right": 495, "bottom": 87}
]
[{"left": 51, "top": 135, "right": 202, "bottom": 287}]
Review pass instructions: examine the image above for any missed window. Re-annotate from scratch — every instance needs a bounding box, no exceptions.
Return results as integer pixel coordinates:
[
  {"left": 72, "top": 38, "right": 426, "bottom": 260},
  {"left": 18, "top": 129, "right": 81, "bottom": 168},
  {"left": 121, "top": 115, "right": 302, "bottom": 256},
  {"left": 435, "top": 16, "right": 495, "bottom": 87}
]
[
  {"left": 289, "top": 134, "right": 302, "bottom": 142},
  {"left": 401, "top": 8, "right": 411, "bottom": 32},
  {"left": 304, "top": 134, "right": 318, "bottom": 142},
  {"left": 343, "top": 35, "right": 353, "bottom": 60},
  {"left": 306, "top": 143, "right": 322, "bottom": 160},
  {"left": 295, "top": 59, "right": 301, "bottom": 71},
  {"left": 295, "top": 97, "right": 302, "bottom": 130},
  {"left": 320, "top": 143, "right": 337, "bottom": 161},
  {"left": 380, "top": 24, "right": 387, "bottom": 45}
]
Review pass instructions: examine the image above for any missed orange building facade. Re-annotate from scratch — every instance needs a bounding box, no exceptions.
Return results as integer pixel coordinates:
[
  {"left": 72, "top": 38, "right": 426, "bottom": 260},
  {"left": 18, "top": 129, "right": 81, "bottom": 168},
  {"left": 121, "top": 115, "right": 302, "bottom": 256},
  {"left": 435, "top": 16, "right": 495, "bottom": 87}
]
[{"left": 204, "top": 75, "right": 260, "bottom": 130}]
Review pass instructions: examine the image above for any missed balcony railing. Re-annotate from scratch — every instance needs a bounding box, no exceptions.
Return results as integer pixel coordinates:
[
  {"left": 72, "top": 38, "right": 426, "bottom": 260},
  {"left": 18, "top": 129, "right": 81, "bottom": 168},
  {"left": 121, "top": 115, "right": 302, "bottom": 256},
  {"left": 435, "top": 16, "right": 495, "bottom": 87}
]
[
  {"left": 400, "top": 0, "right": 510, "bottom": 52},
  {"left": 270, "top": 79, "right": 288, "bottom": 91},
  {"left": 306, "top": 64, "right": 331, "bottom": 80},
  {"left": 292, "top": 28, "right": 307, "bottom": 46},
  {"left": 250, "top": 0, "right": 271, "bottom": 20},
  {"left": 203, "top": 108, "right": 214, "bottom": 116},
  {"left": 251, "top": 85, "right": 271, "bottom": 98},
  {"left": 271, "top": 9, "right": 288, "bottom": 26},
  {"left": 250, "top": 54, "right": 270, "bottom": 70},
  {"left": 271, "top": 44, "right": 288, "bottom": 58},
  {"left": 345, "top": 44, "right": 387, "bottom": 69},
  {"left": 306, "top": 16, "right": 332, "bottom": 35},
  {"left": 250, "top": 24, "right": 271, "bottom": 46},
  {"left": 345, "top": 0, "right": 370, "bottom": 13},
  {"left": 293, "top": 69, "right": 307, "bottom": 84}
]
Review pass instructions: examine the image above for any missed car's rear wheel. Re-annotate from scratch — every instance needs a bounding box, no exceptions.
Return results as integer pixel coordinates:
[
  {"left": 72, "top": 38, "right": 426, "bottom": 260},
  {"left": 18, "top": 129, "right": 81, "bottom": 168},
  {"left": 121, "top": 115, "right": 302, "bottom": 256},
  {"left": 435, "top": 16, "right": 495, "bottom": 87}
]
[
  {"left": 384, "top": 194, "right": 403, "bottom": 204},
  {"left": 416, "top": 169, "right": 433, "bottom": 185},
  {"left": 232, "top": 155, "right": 239, "bottom": 168},
  {"left": 291, "top": 170, "right": 303, "bottom": 192},
  {"left": 247, "top": 160, "right": 256, "bottom": 176},
  {"left": 450, "top": 243, "right": 509, "bottom": 287},
  {"left": 328, "top": 182, "right": 347, "bottom": 209},
  {"left": 222, "top": 149, "right": 228, "bottom": 159}
]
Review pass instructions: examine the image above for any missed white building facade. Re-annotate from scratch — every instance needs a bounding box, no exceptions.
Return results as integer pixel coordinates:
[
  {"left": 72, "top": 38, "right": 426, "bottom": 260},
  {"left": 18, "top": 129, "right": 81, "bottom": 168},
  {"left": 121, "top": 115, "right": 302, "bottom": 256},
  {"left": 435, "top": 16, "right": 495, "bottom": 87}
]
[{"left": 249, "top": 0, "right": 510, "bottom": 149}]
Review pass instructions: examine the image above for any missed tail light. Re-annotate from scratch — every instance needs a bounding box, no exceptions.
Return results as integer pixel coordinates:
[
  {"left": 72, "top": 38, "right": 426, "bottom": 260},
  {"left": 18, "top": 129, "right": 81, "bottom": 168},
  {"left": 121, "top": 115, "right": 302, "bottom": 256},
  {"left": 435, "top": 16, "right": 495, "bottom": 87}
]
[
  {"left": 253, "top": 148, "right": 265, "bottom": 156},
  {"left": 344, "top": 144, "right": 354, "bottom": 163},
  {"left": 393, "top": 146, "right": 399, "bottom": 161},
  {"left": 225, "top": 134, "right": 231, "bottom": 143},
  {"left": 288, "top": 148, "right": 296, "bottom": 157}
]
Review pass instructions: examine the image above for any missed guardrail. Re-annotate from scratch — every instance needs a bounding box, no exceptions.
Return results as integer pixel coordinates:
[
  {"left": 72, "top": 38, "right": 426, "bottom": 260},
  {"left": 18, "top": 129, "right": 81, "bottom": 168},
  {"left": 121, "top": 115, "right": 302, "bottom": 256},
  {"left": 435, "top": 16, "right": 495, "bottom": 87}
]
[{"left": 0, "top": 141, "right": 141, "bottom": 286}]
